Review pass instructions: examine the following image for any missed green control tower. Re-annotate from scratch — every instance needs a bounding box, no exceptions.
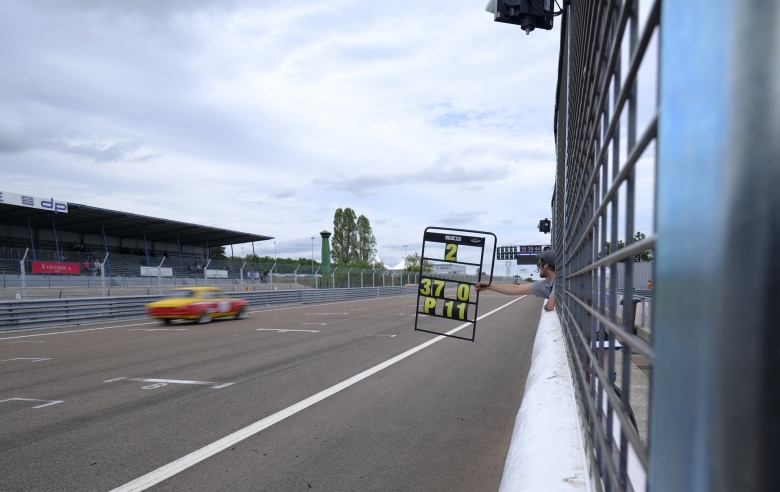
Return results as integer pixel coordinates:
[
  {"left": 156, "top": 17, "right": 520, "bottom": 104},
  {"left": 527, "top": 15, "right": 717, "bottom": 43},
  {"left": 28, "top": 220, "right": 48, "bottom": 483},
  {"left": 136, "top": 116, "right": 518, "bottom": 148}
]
[{"left": 320, "top": 231, "right": 332, "bottom": 277}]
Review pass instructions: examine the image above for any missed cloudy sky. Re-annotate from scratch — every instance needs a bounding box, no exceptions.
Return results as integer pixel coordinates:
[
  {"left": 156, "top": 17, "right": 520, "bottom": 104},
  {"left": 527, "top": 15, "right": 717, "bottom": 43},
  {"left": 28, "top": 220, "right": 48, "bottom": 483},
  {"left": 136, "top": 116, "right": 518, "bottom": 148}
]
[{"left": 1, "top": 0, "right": 569, "bottom": 270}]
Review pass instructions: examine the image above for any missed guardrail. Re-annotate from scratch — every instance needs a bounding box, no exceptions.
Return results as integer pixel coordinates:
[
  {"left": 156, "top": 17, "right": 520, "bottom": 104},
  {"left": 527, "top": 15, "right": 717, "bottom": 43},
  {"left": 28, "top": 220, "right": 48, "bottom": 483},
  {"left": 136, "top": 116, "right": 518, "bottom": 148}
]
[{"left": 0, "top": 286, "right": 417, "bottom": 331}]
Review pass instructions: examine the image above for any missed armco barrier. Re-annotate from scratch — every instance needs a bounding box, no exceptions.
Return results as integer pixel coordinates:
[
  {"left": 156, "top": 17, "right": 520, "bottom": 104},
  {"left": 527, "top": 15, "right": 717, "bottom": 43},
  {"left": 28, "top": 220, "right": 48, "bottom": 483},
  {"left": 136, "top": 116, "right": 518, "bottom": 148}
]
[{"left": 0, "top": 286, "right": 417, "bottom": 331}]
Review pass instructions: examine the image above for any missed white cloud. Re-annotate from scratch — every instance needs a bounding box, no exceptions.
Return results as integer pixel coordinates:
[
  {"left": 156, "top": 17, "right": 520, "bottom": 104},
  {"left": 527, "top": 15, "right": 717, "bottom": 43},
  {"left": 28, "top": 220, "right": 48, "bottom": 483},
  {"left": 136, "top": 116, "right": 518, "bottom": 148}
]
[{"left": 0, "top": 0, "right": 564, "bottom": 267}]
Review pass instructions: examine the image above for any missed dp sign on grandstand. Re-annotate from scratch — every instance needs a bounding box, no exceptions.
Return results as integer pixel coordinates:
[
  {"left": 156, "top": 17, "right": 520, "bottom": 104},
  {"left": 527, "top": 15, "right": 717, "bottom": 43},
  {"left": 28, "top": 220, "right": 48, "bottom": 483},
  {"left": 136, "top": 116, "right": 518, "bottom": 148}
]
[{"left": 414, "top": 227, "right": 496, "bottom": 342}]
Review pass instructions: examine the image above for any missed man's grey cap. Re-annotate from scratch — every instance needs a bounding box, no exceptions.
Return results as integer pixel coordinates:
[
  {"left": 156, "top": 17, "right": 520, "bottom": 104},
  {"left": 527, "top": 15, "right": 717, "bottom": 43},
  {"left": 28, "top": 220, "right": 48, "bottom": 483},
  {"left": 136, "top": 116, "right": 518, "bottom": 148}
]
[{"left": 537, "top": 250, "right": 556, "bottom": 268}]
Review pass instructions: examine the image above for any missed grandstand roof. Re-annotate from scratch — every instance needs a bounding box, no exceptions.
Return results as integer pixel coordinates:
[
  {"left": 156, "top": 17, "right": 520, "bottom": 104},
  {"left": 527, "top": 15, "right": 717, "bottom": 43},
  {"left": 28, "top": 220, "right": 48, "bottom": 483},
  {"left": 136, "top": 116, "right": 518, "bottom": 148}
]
[{"left": 0, "top": 202, "right": 273, "bottom": 247}]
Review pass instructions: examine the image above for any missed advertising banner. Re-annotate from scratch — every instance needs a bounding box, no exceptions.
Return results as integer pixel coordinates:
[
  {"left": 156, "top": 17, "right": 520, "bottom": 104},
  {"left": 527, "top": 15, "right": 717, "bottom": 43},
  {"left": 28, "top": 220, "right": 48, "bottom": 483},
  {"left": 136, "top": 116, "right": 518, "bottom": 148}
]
[
  {"left": 0, "top": 190, "right": 68, "bottom": 213},
  {"left": 205, "top": 269, "right": 228, "bottom": 278},
  {"left": 31, "top": 261, "right": 81, "bottom": 274},
  {"left": 140, "top": 266, "right": 173, "bottom": 277}
]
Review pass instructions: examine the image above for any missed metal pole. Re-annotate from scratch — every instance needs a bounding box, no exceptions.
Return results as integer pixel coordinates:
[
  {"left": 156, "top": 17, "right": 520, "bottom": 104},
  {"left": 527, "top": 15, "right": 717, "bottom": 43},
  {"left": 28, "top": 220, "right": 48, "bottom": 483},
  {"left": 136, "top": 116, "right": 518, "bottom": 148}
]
[
  {"left": 230, "top": 244, "right": 235, "bottom": 284},
  {"left": 142, "top": 227, "right": 149, "bottom": 266},
  {"left": 372, "top": 269, "right": 375, "bottom": 287},
  {"left": 157, "top": 257, "right": 165, "bottom": 295},
  {"left": 240, "top": 261, "right": 247, "bottom": 286},
  {"left": 251, "top": 241, "right": 257, "bottom": 282},
  {"left": 20, "top": 248, "right": 28, "bottom": 300},
  {"left": 27, "top": 215, "right": 36, "bottom": 261},
  {"left": 51, "top": 215, "right": 60, "bottom": 262},
  {"left": 347, "top": 268, "right": 352, "bottom": 288},
  {"left": 361, "top": 269, "right": 364, "bottom": 288},
  {"left": 101, "top": 221, "right": 111, "bottom": 278},
  {"left": 204, "top": 258, "right": 211, "bottom": 284},
  {"left": 294, "top": 265, "right": 300, "bottom": 288},
  {"left": 101, "top": 253, "right": 109, "bottom": 297},
  {"left": 650, "top": 1, "right": 780, "bottom": 490},
  {"left": 315, "top": 266, "right": 320, "bottom": 289},
  {"left": 177, "top": 233, "right": 184, "bottom": 276},
  {"left": 332, "top": 267, "right": 337, "bottom": 289}
]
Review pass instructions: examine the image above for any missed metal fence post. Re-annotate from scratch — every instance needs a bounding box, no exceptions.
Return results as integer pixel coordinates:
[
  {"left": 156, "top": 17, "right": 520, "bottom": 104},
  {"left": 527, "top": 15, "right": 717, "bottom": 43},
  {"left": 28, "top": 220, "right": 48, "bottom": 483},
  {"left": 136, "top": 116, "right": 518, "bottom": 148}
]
[
  {"left": 157, "top": 257, "right": 165, "bottom": 296},
  {"left": 20, "top": 248, "right": 28, "bottom": 300},
  {"left": 101, "top": 252, "right": 109, "bottom": 297}
]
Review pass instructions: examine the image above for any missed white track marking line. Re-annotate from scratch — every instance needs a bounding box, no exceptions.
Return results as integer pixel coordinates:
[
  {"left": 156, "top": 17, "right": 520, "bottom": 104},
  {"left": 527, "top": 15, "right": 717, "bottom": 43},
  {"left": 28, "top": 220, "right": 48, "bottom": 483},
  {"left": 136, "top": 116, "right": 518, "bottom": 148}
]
[
  {"left": 0, "top": 321, "right": 158, "bottom": 340},
  {"left": 302, "top": 323, "right": 327, "bottom": 326},
  {"left": 255, "top": 329, "right": 320, "bottom": 333},
  {"left": 365, "top": 334, "right": 397, "bottom": 337},
  {"left": 8, "top": 340, "right": 46, "bottom": 343},
  {"left": 128, "top": 329, "right": 189, "bottom": 332},
  {"left": 0, "top": 397, "right": 63, "bottom": 408},
  {"left": 1, "top": 357, "right": 51, "bottom": 363},
  {"left": 305, "top": 313, "right": 348, "bottom": 315},
  {"left": 110, "top": 296, "right": 525, "bottom": 492},
  {"left": 104, "top": 377, "right": 234, "bottom": 389}
]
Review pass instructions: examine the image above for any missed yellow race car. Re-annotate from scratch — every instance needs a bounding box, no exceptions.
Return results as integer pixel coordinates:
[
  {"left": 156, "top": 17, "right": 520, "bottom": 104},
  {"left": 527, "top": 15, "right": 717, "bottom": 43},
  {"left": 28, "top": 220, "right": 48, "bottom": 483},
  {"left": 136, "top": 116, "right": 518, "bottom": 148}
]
[{"left": 145, "top": 287, "right": 249, "bottom": 324}]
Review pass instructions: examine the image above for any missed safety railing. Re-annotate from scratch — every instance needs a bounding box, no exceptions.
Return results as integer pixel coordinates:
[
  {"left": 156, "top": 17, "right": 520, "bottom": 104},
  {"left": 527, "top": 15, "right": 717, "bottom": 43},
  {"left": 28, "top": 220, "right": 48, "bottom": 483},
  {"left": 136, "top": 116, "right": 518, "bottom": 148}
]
[
  {"left": 0, "top": 285, "right": 418, "bottom": 331},
  {"left": 553, "top": 0, "right": 659, "bottom": 490}
]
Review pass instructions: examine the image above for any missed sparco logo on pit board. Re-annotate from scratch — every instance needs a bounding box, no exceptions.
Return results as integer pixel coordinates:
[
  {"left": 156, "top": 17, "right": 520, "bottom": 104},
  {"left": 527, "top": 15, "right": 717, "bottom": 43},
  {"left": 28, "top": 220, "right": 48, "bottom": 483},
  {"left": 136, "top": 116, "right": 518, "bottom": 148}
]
[{"left": 444, "top": 235, "right": 461, "bottom": 241}]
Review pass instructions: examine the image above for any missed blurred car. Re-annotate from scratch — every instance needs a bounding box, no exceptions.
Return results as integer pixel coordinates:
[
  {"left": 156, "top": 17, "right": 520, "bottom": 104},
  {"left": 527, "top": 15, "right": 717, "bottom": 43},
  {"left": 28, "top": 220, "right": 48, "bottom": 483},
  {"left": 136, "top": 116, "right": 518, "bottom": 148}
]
[{"left": 145, "top": 287, "right": 248, "bottom": 324}]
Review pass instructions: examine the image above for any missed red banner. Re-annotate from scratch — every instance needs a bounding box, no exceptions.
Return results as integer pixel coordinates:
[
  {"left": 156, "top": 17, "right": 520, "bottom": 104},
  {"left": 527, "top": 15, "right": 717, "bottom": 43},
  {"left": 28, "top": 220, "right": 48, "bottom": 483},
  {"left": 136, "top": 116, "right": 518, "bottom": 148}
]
[{"left": 31, "top": 261, "right": 81, "bottom": 275}]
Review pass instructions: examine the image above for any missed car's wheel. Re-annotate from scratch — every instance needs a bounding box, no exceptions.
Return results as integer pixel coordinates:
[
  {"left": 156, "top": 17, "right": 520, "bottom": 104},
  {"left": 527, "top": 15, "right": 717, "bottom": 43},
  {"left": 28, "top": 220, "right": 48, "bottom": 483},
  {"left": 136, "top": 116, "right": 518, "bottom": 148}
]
[
  {"left": 197, "top": 311, "right": 212, "bottom": 324},
  {"left": 234, "top": 306, "right": 247, "bottom": 320},
  {"left": 162, "top": 319, "right": 172, "bottom": 325}
]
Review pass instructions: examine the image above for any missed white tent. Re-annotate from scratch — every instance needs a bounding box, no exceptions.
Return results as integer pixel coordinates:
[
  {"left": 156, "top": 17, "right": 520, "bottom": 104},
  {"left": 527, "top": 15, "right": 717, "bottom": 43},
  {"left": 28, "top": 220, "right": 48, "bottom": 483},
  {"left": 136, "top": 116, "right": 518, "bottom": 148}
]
[{"left": 388, "top": 260, "right": 406, "bottom": 271}]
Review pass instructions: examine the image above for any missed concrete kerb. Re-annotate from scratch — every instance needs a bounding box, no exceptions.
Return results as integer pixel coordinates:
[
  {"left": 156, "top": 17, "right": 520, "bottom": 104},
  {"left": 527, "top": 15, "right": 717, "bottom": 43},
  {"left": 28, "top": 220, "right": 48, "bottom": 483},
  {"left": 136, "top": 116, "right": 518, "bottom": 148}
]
[{"left": 499, "top": 301, "right": 592, "bottom": 492}]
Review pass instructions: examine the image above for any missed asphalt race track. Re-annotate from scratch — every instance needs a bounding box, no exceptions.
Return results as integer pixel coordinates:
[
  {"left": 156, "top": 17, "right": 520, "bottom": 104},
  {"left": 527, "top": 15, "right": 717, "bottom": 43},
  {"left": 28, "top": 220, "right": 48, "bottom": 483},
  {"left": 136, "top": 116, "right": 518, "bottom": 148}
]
[{"left": 0, "top": 292, "right": 543, "bottom": 491}]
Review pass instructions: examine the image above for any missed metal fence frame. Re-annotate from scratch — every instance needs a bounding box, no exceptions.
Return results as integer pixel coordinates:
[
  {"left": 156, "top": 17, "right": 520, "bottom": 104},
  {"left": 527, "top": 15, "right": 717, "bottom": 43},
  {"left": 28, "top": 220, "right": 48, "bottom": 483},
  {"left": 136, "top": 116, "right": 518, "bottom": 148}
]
[{"left": 553, "top": 0, "right": 659, "bottom": 490}]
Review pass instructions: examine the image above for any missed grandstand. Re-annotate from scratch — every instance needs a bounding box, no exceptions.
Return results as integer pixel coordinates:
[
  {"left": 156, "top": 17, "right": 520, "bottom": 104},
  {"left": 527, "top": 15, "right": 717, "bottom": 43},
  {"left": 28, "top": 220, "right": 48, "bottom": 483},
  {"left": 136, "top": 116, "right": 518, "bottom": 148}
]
[{"left": 0, "top": 192, "right": 273, "bottom": 282}]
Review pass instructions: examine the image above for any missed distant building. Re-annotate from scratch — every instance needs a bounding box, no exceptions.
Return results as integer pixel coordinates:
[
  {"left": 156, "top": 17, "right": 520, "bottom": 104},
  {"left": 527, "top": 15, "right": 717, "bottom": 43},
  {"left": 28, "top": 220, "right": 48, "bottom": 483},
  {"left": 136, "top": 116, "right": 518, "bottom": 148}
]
[{"left": 433, "top": 264, "right": 466, "bottom": 275}]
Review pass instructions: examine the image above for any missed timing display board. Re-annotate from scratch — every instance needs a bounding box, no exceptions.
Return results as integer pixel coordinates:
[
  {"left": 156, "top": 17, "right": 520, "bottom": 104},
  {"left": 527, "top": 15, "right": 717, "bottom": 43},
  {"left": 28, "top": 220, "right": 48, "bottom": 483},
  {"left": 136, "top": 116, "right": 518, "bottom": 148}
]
[
  {"left": 496, "top": 245, "right": 548, "bottom": 260},
  {"left": 414, "top": 227, "right": 497, "bottom": 342}
]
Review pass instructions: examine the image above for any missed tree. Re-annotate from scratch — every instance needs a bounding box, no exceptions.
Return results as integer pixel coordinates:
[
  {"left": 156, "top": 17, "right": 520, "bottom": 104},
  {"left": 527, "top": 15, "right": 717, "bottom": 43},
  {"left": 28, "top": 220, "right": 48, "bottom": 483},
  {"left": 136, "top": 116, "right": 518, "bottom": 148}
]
[
  {"left": 356, "top": 215, "right": 377, "bottom": 263},
  {"left": 332, "top": 208, "right": 359, "bottom": 265},
  {"left": 333, "top": 208, "right": 378, "bottom": 266},
  {"left": 208, "top": 246, "right": 227, "bottom": 260},
  {"left": 603, "top": 232, "right": 653, "bottom": 262},
  {"left": 404, "top": 252, "right": 433, "bottom": 273},
  {"left": 632, "top": 231, "right": 654, "bottom": 262}
]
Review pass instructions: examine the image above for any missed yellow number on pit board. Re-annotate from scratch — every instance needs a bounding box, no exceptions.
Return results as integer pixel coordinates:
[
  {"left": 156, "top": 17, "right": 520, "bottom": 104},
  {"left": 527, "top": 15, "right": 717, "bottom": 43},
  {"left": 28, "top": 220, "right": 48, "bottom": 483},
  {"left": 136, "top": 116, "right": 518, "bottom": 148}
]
[
  {"left": 432, "top": 279, "right": 446, "bottom": 297},
  {"left": 444, "top": 301, "right": 453, "bottom": 318},
  {"left": 444, "top": 243, "right": 458, "bottom": 262},
  {"left": 419, "top": 278, "right": 431, "bottom": 296},
  {"left": 457, "top": 283, "right": 469, "bottom": 301},
  {"left": 455, "top": 302, "right": 467, "bottom": 320}
]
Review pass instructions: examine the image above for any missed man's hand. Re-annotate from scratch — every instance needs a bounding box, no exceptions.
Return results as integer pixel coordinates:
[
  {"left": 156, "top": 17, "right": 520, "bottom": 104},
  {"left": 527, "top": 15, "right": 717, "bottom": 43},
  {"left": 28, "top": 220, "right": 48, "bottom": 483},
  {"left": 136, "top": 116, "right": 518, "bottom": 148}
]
[{"left": 474, "top": 281, "right": 491, "bottom": 293}]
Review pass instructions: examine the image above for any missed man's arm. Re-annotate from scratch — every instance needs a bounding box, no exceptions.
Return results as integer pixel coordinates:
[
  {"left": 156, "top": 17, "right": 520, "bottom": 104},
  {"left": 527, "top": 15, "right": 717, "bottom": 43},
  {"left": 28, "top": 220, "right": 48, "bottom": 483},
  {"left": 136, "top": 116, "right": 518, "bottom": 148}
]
[
  {"left": 544, "top": 296, "right": 555, "bottom": 311},
  {"left": 474, "top": 281, "right": 533, "bottom": 296}
]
